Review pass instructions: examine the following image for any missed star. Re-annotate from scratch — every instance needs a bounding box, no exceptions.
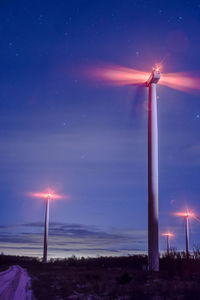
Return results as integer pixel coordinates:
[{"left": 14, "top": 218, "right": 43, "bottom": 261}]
[
  {"left": 177, "top": 16, "right": 183, "bottom": 22},
  {"left": 38, "top": 14, "right": 44, "bottom": 25}
]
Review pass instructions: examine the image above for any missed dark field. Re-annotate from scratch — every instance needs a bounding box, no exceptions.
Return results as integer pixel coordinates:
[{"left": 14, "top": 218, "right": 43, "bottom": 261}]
[{"left": 1, "top": 253, "right": 200, "bottom": 299}]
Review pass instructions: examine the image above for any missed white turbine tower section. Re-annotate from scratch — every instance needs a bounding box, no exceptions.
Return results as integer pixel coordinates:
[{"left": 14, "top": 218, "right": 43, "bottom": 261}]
[
  {"left": 174, "top": 211, "right": 194, "bottom": 259},
  {"left": 43, "top": 195, "right": 50, "bottom": 263},
  {"left": 185, "top": 214, "right": 189, "bottom": 258},
  {"left": 166, "top": 235, "right": 170, "bottom": 255},
  {"left": 146, "top": 68, "right": 160, "bottom": 272}
]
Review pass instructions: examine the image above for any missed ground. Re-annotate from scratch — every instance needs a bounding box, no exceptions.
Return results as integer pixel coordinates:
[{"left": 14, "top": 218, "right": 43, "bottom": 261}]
[
  {"left": 1, "top": 254, "right": 200, "bottom": 299},
  {"left": 0, "top": 265, "right": 34, "bottom": 300}
]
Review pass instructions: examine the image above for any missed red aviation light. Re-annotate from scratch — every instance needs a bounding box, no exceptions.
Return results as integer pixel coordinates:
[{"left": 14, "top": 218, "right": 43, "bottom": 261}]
[
  {"left": 174, "top": 211, "right": 195, "bottom": 218},
  {"left": 162, "top": 232, "right": 174, "bottom": 237},
  {"left": 28, "top": 190, "right": 65, "bottom": 200}
]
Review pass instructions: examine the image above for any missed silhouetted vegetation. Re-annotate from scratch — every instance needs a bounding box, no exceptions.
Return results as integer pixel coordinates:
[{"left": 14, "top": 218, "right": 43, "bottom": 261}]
[{"left": 2, "top": 251, "right": 200, "bottom": 299}]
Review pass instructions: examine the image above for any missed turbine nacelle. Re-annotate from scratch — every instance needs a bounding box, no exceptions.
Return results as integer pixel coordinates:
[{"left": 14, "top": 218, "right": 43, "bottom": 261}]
[{"left": 145, "top": 67, "right": 161, "bottom": 86}]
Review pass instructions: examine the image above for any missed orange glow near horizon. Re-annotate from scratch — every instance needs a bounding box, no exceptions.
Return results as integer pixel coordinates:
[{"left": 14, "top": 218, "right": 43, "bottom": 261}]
[
  {"left": 86, "top": 63, "right": 200, "bottom": 92},
  {"left": 162, "top": 232, "right": 174, "bottom": 237}
]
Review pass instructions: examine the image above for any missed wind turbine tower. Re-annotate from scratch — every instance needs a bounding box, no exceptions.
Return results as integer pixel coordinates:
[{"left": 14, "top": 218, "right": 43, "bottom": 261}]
[
  {"left": 146, "top": 67, "right": 161, "bottom": 271},
  {"left": 184, "top": 213, "right": 189, "bottom": 259},
  {"left": 28, "top": 190, "right": 64, "bottom": 263},
  {"left": 43, "top": 194, "right": 51, "bottom": 263},
  {"left": 174, "top": 211, "right": 195, "bottom": 259}
]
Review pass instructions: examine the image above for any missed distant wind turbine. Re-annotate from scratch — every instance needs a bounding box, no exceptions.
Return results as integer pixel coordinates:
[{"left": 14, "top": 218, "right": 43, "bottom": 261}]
[
  {"left": 28, "top": 190, "right": 64, "bottom": 263},
  {"left": 162, "top": 232, "right": 174, "bottom": 255},
  {"left": 174, "top": 211, "right": 195, "bottom": 259}
]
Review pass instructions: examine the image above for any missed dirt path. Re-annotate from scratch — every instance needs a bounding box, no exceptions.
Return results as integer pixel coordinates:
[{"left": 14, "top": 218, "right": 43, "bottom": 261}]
[{"left": 0, "top": 265, "right": 34, "bottom": 300}]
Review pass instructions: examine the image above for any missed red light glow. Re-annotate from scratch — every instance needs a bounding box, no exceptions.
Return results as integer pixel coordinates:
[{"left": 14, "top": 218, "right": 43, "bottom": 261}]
[
  {"left": 28, "top": 190, "right": 65, "bottom": 200},
  {"left": 154, "top": 65, "right": 161, "bottom": 72},
  {"left": 174, "top": 211, "right": 195, "bottom": 218},
  {"left": 162, "top": 232, "right": 174, "bottom": 237}
]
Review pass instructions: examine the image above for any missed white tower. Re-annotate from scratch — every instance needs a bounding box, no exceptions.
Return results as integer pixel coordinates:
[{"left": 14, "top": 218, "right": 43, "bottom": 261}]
[
  {"left": 185, "top": 214, "right": 189, "bottom": 258},
  {"left": 174, "top": 211, "right": 194, "bottom": 259},
  {"left": 146, "top": 68, "right": 160, "bottom": 271},
  {"left": 43, "top": 194, "right": 50, "bottom": 263}
]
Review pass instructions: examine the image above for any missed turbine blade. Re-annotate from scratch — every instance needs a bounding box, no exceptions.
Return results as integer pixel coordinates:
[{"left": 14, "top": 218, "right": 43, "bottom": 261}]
[
  {"left": 85, "top": 64, "right": 149, "bottom": 86},
  {"left": 160, "top": 72, "right": 200, "bottom": 92},
  {"left": 84, "top": 63, "right": 200, "bottom": 94}
]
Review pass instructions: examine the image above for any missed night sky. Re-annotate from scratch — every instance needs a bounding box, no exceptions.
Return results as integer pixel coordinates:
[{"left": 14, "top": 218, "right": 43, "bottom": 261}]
[{"left": 0, "top": 0, "right": 200, "bottom": 258}]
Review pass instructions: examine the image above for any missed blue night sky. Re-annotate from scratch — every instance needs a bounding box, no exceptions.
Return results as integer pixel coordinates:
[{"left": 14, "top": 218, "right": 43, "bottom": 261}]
[{"left": 0, "top": 0, "right": 200, "bottom": 258}]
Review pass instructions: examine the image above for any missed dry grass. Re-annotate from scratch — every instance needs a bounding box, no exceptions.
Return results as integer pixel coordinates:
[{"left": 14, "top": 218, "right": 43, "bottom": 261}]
[{"left": 1, "top": 253, "right": 200, "bottom": 299}]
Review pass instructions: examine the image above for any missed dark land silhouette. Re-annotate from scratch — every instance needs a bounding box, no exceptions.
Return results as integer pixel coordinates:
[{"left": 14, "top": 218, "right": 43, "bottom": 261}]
[{"left": 1, "top": 251, "right": 200, "bottom": 299}]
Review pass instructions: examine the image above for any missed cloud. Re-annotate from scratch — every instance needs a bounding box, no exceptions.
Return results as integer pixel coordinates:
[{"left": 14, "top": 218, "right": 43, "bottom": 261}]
[{"left": 0, "top": 222, "right": 147, "bottom": 258}]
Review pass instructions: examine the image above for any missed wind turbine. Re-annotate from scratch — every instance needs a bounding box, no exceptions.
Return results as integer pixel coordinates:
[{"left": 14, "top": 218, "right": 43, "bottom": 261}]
[
  {"left": 87, "top": 64, "right": 161, "bottom": 271},
  {"left": 146, "top": 67, "right": 160, "bottom": 271},
  {"left": 162, "top": 232, "right": 174, "bottom": 255},
  {"left": 174, "top": 211, "right": 195, "bottom": 259},
  {"left": 28, "top": 190, "right": 63, "bottom": 263},
  {"left": 43, "top": 193, "right": 51, "bottom": 263},
  {"left": 85, "top": 62, "right": 200, "bottom": 271}
]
